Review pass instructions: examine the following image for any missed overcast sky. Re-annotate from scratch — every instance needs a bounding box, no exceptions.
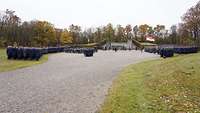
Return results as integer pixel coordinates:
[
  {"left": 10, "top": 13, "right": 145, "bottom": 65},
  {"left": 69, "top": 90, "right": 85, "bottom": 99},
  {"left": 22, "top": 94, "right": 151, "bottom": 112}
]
[{"left": 0, "top": 0, "right": 198, "bottom": 29}]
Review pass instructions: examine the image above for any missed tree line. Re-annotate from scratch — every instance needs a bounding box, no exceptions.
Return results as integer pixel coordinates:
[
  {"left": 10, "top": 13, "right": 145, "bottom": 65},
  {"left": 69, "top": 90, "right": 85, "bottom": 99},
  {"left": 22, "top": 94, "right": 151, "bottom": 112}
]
[
  {"left": 0, "top": 1, "right": 200, "bottom": 47},
  {"left": 179, "top": 1, "right": 200, "bottom": 46}
]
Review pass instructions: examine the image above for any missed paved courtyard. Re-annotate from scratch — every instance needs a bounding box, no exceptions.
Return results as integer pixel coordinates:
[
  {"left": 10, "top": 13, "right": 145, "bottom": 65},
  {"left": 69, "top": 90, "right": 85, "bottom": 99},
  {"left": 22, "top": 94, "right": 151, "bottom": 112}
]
[{"left": 0, "top": 50, "right": 158, "bottom": 113}]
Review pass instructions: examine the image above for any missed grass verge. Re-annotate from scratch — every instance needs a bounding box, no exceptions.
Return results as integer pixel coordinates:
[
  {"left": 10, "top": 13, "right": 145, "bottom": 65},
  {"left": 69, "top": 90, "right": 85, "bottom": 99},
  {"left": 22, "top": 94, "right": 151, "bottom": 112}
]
[
  {"left": 100, "top": 53, "right": 200, "bottom": 113},
  {"left": 0, "top": 49, "right": 48, "bottom": 72}
]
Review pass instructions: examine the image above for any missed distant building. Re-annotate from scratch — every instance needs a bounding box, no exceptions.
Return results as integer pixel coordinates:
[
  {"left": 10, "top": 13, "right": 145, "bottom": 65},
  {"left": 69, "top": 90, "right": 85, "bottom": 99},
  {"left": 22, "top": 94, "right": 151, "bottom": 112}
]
[
  {"left": 145, "top": 34, "right": 157, "bottom": 42},
  {"left": 102, "top": 41, "right": 136, "bottom": 50}
]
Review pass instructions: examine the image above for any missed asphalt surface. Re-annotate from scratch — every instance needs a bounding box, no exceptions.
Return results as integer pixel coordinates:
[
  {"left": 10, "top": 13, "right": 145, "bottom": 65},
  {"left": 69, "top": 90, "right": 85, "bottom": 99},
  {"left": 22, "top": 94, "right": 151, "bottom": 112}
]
[{"left": 0, "top": 50, "right": 158, "bottom": 113}]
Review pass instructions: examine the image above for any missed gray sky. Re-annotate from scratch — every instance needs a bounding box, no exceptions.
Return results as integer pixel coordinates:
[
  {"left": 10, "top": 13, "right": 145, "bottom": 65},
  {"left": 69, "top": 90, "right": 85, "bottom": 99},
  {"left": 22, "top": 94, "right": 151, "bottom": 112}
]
[{"left": 0, "top": 0, "right": 198, "bottom": 29}]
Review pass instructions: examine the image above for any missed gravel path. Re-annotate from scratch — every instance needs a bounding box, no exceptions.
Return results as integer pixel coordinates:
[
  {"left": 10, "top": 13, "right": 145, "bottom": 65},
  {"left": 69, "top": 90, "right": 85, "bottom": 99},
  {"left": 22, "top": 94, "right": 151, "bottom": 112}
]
[{"left": 0, "top": 50, "right": 158, "bottom": 113}]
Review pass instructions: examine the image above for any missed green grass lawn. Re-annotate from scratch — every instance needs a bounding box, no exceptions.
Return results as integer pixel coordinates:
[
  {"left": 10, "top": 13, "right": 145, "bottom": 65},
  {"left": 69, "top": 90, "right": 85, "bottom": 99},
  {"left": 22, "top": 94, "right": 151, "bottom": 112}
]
[
  {"left": 0, "top": 49, "right": 48, "bottom": 72},
  {"left": 100, "top": 53, "right": 200, "bottom": 113},
  {"left": 141, "top": 42, "right": 157, "bottom": 46}
]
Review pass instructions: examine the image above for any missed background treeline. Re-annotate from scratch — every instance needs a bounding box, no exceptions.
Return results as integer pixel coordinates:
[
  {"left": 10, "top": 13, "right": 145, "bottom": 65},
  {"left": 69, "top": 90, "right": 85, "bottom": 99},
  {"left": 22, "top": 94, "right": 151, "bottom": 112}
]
[{"left": 0, "top": 1, "right": 200, "bottom": 47}]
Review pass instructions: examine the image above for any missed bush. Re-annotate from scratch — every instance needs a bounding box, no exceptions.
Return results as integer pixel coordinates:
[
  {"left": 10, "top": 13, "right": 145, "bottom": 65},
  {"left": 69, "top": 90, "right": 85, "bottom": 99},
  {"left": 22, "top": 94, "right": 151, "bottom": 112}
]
[
  {"left": 159, "top": 48, "right": 174, "bottom": 58},
  {"left": 7, "top": 46, "right": 17, "bottom": 59},
  {"left": 83, "top": 48, "right": 95, "bottom": 57},
  {"left": 17, "top": 47, "right": 24, "bottom": 59}
]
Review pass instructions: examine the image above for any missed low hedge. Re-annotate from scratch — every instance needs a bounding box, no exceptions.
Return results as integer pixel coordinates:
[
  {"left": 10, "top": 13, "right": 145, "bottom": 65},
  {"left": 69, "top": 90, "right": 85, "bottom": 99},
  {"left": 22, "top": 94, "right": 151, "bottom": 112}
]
[
  {"left": 174, "top": 47, "right": 198, "bottom": 54},
  {"left": 7, "top": 46, "right": 97, "bottom": 60},
  {"left": 7, "top": 47, "right": 43, "bottom": 61},
  {"left": 144, "top": 46, "right": 199, "bottom": 58}
]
